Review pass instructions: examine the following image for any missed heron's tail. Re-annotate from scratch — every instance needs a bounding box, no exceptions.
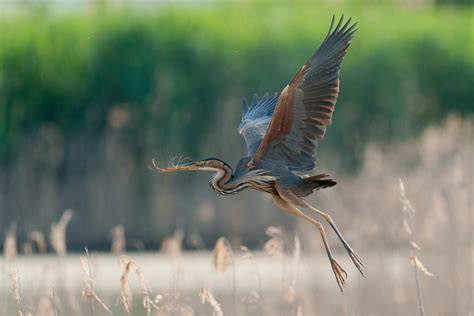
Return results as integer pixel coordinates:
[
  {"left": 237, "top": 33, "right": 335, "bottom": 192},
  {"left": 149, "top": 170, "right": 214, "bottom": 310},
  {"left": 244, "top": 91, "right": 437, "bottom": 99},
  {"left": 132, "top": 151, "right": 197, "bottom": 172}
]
[{"left": 304, "top": 174, "right": 337, "bottom": 191}]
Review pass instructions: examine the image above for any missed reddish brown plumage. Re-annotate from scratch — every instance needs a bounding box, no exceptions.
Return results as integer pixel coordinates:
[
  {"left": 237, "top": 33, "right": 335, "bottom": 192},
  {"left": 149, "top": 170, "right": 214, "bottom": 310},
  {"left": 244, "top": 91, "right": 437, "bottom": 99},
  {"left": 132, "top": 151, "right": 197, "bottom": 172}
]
[{"left": 255, "top": 64, "right": 310, "bottom": 161}]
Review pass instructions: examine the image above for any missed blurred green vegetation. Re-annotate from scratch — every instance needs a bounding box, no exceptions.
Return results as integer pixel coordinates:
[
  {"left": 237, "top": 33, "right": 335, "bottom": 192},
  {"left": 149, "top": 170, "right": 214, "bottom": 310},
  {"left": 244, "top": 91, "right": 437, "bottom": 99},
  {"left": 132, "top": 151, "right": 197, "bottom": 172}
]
[
  {"left": 0, "top": 0, "right": 473, "bottom": 250},
  {"left": 1, "top": 1, "right": 473, "bottom": 170}
]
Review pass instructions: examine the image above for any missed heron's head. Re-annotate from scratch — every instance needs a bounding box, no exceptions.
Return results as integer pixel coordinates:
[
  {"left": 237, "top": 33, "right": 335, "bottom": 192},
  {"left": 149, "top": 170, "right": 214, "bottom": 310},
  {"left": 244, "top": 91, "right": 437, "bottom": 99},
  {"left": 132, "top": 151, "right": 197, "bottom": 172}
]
[{"left": 151, "top": 157, "right": 230, "bottom": 173}]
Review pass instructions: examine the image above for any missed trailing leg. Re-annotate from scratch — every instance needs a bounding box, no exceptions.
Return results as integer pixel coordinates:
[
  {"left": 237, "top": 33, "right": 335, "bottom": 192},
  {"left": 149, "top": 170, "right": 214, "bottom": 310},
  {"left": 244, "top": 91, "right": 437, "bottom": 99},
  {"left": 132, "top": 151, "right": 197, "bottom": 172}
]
[
  {"left": 302, "top": 201, "right": 364, "bottom": 275},
  {"left": 273, "top": 184, "right": 364, "bottom": 276},
  {"left": 271, "top": 194, "right": 347, "bottom": 291}
]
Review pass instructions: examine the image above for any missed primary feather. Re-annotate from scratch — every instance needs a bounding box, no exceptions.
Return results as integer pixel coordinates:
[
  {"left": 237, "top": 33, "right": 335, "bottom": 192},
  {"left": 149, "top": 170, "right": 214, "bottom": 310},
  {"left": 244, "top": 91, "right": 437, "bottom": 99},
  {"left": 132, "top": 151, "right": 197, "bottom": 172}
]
[
  {"left": 238, "top": 93, "right": 279, "bottom": 156},
  {"left": 253, "top": 15, "right": 357, "bottom": 171}
]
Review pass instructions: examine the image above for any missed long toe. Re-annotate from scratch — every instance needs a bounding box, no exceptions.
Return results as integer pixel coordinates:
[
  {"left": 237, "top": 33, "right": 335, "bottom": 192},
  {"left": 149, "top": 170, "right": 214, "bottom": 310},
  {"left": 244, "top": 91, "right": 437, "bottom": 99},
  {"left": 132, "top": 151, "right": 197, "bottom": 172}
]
[
  {"left": 348, "top": 249, "right": 365, "bottom": 276},
  {"left": 330, "top": 258, "right": 347, "bottom": 292}
]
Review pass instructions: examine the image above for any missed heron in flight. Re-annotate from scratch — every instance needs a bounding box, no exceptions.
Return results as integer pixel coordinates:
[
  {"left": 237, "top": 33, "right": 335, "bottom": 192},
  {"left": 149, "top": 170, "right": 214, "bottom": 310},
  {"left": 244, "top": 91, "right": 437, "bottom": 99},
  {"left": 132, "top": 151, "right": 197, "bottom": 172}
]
[{"left": 152, "top": 15, "right": 362, "bottom": 291}]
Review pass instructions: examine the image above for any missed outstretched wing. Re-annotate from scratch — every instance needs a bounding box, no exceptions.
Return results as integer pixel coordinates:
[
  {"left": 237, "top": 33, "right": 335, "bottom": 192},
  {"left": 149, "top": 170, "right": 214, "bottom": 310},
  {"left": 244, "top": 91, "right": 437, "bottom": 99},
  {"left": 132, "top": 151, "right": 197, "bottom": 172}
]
[
  {"left": 253, "top": 15, "right": 357, "bottom": 171},
  {"left": 238, "top": 93, "right": 279, "bottom": 156}
]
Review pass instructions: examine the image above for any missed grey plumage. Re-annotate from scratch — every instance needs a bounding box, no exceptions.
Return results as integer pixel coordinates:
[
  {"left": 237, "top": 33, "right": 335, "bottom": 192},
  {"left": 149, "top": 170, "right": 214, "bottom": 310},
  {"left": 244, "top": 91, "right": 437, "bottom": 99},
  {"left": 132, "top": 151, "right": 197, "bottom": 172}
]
[{"left": 239, "top": 93, "right": 279, "bottom": 155}]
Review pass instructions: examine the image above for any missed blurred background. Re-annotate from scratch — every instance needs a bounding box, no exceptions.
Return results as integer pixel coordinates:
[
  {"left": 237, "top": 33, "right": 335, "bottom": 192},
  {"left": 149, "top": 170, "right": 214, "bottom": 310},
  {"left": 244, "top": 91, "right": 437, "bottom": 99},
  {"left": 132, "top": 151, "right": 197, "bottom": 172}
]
[{"left": 0, "top": 0, "right": 473, "bottom": 314}]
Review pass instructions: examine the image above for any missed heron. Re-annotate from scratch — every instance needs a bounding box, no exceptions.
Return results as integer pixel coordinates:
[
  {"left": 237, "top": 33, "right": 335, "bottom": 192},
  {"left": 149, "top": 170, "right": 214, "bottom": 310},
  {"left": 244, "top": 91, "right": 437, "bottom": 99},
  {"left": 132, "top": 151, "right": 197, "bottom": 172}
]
[{"left": 152, "top": 15, "right": 362, "bottom": 291}]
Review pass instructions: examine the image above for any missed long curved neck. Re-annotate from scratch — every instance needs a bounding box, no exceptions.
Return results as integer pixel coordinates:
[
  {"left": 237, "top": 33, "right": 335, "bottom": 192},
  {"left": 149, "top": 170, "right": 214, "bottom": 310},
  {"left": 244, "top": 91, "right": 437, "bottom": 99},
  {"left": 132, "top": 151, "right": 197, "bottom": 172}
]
[{"left": 209, "top": 163, "right": 247, "bottom": 195}]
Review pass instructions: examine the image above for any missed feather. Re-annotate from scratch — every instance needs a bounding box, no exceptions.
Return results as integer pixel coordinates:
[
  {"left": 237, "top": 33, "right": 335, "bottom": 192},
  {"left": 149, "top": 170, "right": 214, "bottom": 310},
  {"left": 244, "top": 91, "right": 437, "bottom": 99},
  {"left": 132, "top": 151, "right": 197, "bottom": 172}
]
[
  {"left": 238, "top": 93, "right": 279, "bottom": 156},
  {"left": 253, "top": 15, "right": 357, "bottom": 171}
]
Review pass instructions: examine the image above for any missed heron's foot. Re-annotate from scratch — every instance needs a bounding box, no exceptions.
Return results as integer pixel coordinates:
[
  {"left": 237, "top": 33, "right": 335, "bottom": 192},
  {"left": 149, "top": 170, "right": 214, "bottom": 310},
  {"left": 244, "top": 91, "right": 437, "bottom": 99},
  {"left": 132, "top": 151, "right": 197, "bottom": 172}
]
[
  {"left": 346, "top": 247, "right": 364, "bottom": 276},
  {"left": 330, "top": 258, "right": 347, "bottom": 292}
]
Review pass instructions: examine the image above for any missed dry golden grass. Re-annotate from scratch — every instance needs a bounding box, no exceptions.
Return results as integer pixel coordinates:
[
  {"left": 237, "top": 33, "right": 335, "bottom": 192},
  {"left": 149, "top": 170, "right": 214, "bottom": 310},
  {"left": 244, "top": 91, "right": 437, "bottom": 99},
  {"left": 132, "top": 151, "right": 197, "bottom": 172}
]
[
  {"left": 263, "top": 227, "right": 284, "bottom": 259},
  {"left": 4, "top": 224, "right": 17, "bottom": 260},
  {"left": 213, "top": 237, "right": 233, "bottom": 274},
  {"left": 238, "top": 246, "right": 262, "bottom": 312},
  {"left": 118, "top": 256, "right": 158, "bottom": 314},
  {"left": 286, "top": 234, "right": 301, "bottom": 303},
  {"left": 110, "top": 226, "right": 126, "bottom": 254},
  {"left": 199, "top": 288, "right": 223, "bottom": 316},
  {"left": 399, "top": 178, "right": 435, "bottom": 316},
  {"left": 160, "top": 229, "right": 184, "bottom": 257},
  {"left": 10, "top": 268, "right": 23, "bottom": 316},
  {"left": 80, "top": 249, "right": 112, "bottom": 314},
  {"left": 29, "top": 231, "right": 47, "bottom": 254},
  {"left": 50, "top": 209, "right": 73, "bottom": 256},
  {"left": 0, "top": 117, "right": 472, "bottom": 315},
  {"left": 118, "top": 258, "right": 134, "bottom": 312}
]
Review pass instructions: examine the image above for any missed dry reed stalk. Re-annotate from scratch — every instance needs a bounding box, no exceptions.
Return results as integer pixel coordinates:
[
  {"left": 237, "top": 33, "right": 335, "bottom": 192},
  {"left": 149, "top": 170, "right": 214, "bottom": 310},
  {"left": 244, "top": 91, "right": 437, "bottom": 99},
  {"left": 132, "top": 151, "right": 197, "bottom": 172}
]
[
  {"left": 410, "top": 256, "right": 435, "bottom": 277},
  {"left": 4, "top": 223, "right": 18, "bottom": 260},
  {"left": 11, "top": 268, "right": 23, "bottom": 316},
  {"left": 263, "top": 226, "right": 284, "bottom": 259},
  {"left": 160, "top": 229, "right": 184, "bottom": 256},
  {"left": 399, "top": 179, "right": 435, "bottom": 316},
  {"left": 213, "top": 236, "right": 236, "bottom": 314},
  {"left": 213, "top": 237, "right": 233, "bottom": 274},
  {"left": 286, "top": 234, "right": 301, "bottom": 303},
  {"left": 263, "top": 227, "right": 286, "bottom": 304},
  {"left": 50, "top": 209, "right": 73, "bottom": 255},
  {"left": 109, "top": 225, "right": 126, "bottom": 253},
  {"left": 240, "top": 245, "right": 262, "bottom": 292},
  {"left": 29, "top": 231, "right": 47, "bottom": 254},
  {"left": 118, "top": 256, "right": 159, "bottom": 314},
  {"left": 239, "top": 245, "right": 262, "bottom": 312},
  {"left": 80, "top": 248, "right": 112, "bottom": 314},
  {"left": 118, "top": 259, "right": 133, "bottom": 313},
  {"left": 199, "top": 288, "right": 223, "bottom": 316}
]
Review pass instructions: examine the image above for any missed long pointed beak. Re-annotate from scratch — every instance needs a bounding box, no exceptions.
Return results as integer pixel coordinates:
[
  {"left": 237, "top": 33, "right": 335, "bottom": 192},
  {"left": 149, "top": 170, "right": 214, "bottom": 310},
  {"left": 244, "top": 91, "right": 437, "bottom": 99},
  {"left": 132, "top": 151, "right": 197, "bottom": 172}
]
[{"left": 150, "top": 158, "right": 204, "bottom": 172}]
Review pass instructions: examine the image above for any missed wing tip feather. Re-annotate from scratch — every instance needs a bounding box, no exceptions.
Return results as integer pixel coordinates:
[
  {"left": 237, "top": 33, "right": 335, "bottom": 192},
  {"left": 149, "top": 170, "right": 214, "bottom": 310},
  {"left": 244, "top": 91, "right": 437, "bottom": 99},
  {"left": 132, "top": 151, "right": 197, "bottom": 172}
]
[{"left": 327, "top": 15, "right": 357, "bottom": 40}]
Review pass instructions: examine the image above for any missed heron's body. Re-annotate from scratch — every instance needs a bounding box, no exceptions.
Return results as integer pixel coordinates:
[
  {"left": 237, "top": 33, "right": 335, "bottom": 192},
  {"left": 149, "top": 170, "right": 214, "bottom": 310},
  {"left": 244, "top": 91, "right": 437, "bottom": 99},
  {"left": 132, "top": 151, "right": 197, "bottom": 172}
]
[
  {"left": 208, "top": 156, "right": 336, "bottom": 197},
  {"left": 153, "top": 15, "right": 363, "bottom": 291}
]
